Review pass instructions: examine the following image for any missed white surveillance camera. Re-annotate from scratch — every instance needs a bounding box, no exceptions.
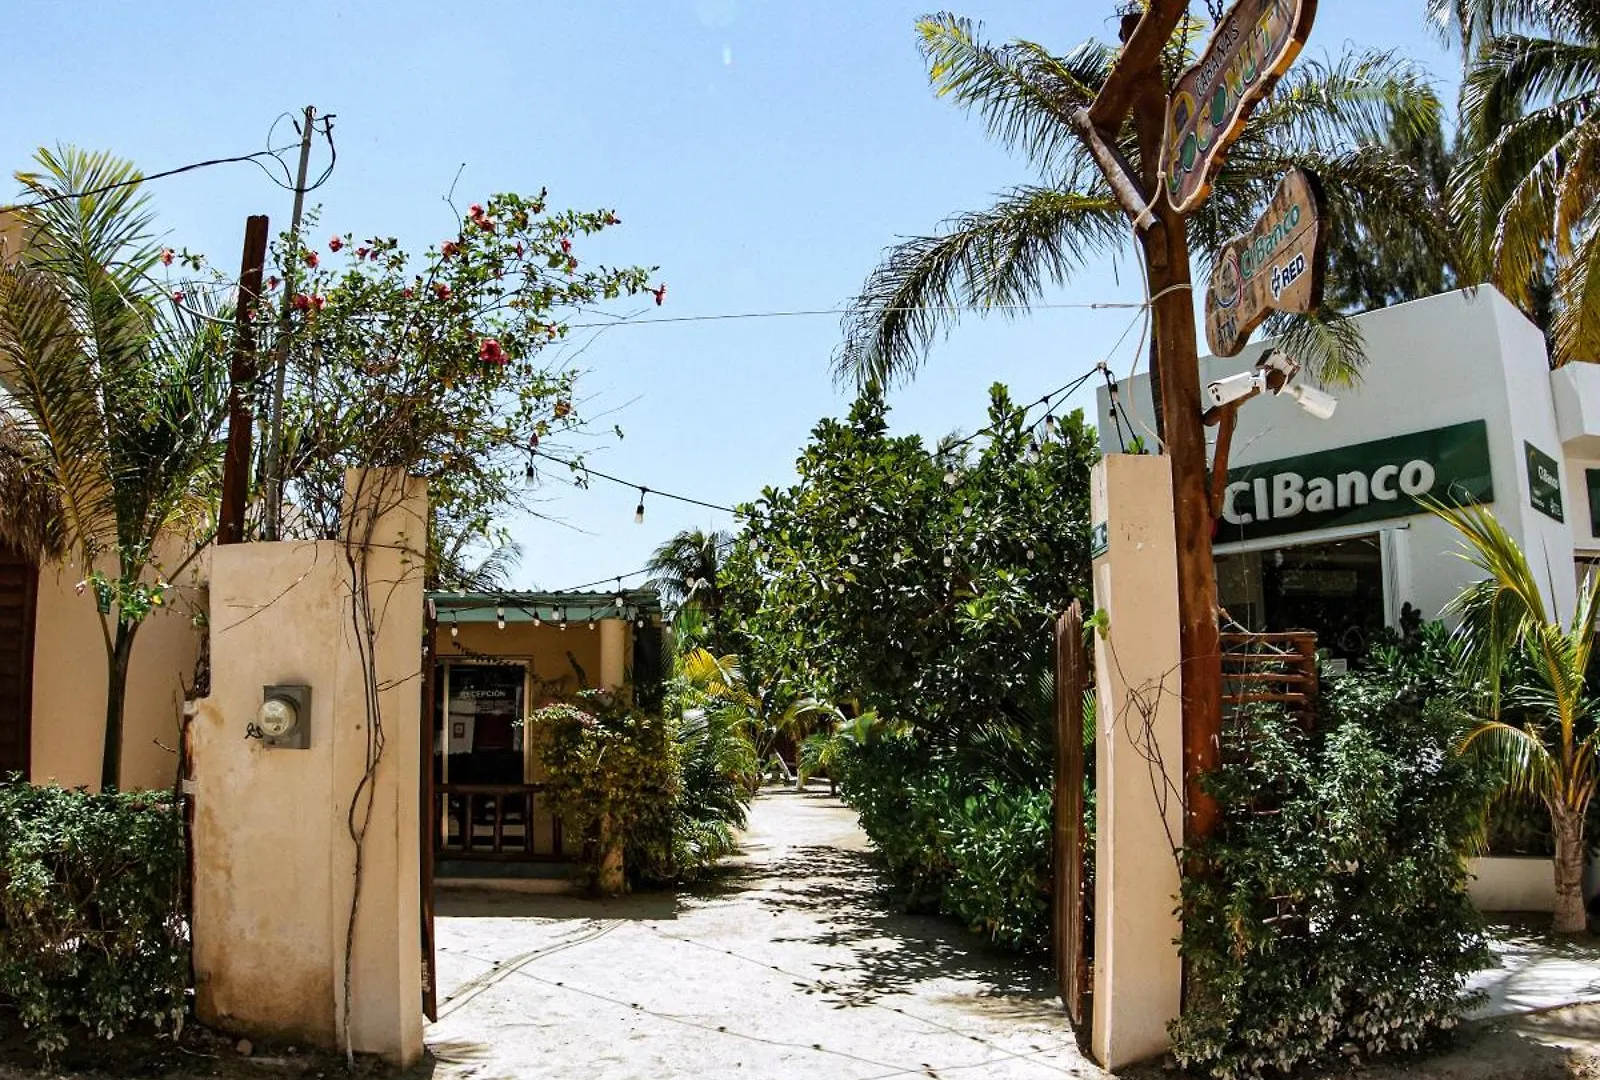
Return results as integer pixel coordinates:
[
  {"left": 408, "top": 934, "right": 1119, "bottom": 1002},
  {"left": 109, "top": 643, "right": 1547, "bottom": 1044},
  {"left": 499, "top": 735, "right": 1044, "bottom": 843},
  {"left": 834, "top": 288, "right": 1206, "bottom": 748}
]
[
  {"left": 1205, "top": 370, "right": 1267, "bottom": 410},
  {"left": 1288, "top": 383, "right": 1338, "bottom": 420}
]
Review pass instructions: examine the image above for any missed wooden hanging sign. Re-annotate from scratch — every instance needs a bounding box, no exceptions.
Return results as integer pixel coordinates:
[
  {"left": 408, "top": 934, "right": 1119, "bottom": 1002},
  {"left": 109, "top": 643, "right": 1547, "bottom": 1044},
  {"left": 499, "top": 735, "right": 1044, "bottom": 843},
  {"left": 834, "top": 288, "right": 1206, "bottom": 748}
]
[
  {"left": 1161, "top": 0, "right": 1318, "bottom": 214},
  {"left": 1204, "top": 166, "right": 1326, "bottom": 357}
]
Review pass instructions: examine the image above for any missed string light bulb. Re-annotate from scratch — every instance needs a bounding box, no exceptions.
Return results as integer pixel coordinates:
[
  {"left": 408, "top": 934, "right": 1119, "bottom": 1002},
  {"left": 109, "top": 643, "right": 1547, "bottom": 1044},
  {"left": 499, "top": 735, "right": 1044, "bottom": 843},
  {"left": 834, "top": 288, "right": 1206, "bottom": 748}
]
[
  {"left": 944, "top": 466, "right": 958, "bottom": 486},
  {"left": 533, "top": 609, "right": 542, "bottom": 627},
  {"left": 588, "top": 616, "right": 596, "bottom": 630},
  {"left": 559, "top": 606, "right": 568, "bottom": 631},
  {"left": 524, "top": 460, "right": 537, "bottom": 490},
  {"left": 615, "top": 579, "right": 625, "bottom": 608},
  {"left": 495, "top": 606, "right": 505, "bottom": 630},
  {"left": 634, "top": 487, "right": 647, "bottom": 524},
  {"left": 1044, "top": 413, "right": 1058, "bottom": 436},
  {"left": 450, "top": 615, "right": 459, "bottom": 639}
]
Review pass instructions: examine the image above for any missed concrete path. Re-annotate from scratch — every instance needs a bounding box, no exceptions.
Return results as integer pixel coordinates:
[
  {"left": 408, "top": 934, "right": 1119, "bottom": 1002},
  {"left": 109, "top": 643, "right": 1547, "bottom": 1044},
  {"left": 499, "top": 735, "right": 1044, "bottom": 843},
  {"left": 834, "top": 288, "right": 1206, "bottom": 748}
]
[{"left": 426, "top": 786, "right": 1101, "bottom": 1080}]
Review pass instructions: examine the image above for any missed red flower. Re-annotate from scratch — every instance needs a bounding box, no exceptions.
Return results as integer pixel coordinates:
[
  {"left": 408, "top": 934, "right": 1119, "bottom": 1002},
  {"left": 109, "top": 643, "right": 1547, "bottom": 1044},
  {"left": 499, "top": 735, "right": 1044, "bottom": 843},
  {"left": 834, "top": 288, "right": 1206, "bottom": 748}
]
[
  {"left": 441, "top": 240, "right": 459, "bottom": 259},
  {"left": 605, "top": 213, "right": 620, "bottom": 225},
  {"left": 161, "top": 248, "right": 175, "bottom": 266},
  {"left": 171, "top": 290, "right": 184, "bottom": 303},
  {"left": 560, "top": 237, "right": 572, "bottom": 254},
  {"left": 514, "top": 242, "right": 525, "bottom": 257},
  {"left": 434, "top": 283, "right": 452, "bottom": 301},
  {"left": 304, "top": 250, "right": 319, "bottom": 268},
  {"left": 402, "top": 287, "right": 414, "bottom": 299},
  {"left": 311, "top": 294, "right": 326, "bottom": 311},
  {"left": 355, "top": 246, "right": 369, "bottom": 259},
  {"left": 478, "top": 338, "right": 507, "bottom": 365},
  {"left": 266, "top": 275, "right": 280, "bottom": 291},
  {"left": 651, "top": 283, "right": 667, "bottom": 306},
  {"left": 291, "top": 293, "right": 311, "bottom": 311},
  {"left": 469, "top": 204, "right": 484, "bottom": 218},
  {"left": 328, "top": 236, "right": 343, "bottom": 253}
]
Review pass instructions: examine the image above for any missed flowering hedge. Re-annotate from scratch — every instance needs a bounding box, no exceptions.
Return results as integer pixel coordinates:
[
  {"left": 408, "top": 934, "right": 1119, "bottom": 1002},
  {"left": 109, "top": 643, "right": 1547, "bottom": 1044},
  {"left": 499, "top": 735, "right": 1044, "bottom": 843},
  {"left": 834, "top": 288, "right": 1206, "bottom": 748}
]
[{"left": 0, "top": 780, "right": 188, "bottom": 1058}]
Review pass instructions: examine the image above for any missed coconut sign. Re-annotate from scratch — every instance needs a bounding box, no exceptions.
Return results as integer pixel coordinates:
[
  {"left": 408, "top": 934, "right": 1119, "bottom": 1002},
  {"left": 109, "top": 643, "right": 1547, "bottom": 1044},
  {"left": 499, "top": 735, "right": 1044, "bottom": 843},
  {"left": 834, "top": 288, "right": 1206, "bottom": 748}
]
[
  {"left": 1204, "top": 167, "right": 1326, "bottom": 357},
  {"left": 1162, "top": 0, "right": 1318, "bottom": 214}
]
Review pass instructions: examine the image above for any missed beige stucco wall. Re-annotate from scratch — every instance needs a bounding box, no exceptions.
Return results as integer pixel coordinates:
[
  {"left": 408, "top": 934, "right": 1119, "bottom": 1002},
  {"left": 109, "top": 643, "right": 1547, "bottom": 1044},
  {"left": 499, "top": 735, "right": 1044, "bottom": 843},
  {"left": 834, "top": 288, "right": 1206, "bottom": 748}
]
[
  {"left": 1090, "top": 454, "right": 1184, "bottom": 1071},
  {"left": 191, "top": 470, "right": 424, "bottom": 1063},
  {"left": 1469, "top": 856, "right": 1556, "bottom": 913},
  {"left": 30, "top": 546, "right": 206, "bottom": 792}
]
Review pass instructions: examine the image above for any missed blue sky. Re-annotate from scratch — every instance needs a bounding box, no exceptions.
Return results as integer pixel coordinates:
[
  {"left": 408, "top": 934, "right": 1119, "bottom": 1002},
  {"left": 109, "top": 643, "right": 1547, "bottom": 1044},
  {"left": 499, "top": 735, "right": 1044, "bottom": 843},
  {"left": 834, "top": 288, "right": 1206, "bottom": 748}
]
[{"left": 4, "top": 2, "right": 1455, "bottom": 591}]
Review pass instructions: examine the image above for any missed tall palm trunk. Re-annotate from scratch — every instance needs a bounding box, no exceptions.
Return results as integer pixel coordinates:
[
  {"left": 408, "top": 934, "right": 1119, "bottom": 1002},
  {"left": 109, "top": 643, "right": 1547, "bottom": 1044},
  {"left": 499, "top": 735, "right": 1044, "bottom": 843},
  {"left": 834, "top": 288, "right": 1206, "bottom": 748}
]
[
  {"left": 1551, "top": 804, "right": 1589, "bottom": 933},
  {"left": 99, "top": 619, "right": 136, "bottom": 791}
]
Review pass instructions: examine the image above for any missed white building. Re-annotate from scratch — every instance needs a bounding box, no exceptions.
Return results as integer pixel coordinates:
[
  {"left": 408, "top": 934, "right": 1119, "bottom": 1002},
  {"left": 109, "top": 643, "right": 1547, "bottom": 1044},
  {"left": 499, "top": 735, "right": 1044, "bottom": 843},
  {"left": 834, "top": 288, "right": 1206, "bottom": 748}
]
[{"left": 1093, "top": 285, "right": 1600, "bottom": 657}]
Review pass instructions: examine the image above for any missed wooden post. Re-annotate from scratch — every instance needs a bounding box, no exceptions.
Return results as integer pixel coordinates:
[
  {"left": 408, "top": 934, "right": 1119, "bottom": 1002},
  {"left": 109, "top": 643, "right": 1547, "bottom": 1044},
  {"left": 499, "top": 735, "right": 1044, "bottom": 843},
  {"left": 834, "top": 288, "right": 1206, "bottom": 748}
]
[
  {"left": 219, "top": 214, "right": 270, "bottom": 546},
  {"left": 1082, "top": 3, "right": 1223, "bottom": 847}
]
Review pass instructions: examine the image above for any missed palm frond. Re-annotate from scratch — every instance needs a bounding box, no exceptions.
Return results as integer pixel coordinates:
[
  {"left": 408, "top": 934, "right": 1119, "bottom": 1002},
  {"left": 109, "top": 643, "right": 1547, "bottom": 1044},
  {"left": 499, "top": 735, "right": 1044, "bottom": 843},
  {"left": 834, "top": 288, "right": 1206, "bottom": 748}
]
[{"left": 835, "top": 185, "right": 1123, "bottom": 387}]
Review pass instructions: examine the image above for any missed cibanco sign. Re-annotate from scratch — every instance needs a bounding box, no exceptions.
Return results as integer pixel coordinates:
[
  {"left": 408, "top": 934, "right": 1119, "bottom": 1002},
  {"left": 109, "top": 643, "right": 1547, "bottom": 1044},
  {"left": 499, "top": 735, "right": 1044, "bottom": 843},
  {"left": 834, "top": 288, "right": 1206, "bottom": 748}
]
[{"left": 1215, "top": 420, "right": 1493, "bottom": 544}]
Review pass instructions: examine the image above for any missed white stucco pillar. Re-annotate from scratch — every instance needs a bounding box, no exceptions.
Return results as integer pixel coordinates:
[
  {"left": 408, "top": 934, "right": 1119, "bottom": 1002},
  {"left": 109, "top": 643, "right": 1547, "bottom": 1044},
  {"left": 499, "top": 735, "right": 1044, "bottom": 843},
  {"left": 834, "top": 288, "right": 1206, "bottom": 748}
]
[
  {"left": 599, "top": 618, "right": 627, "bottom": 691},
  {"left": 1090, "top": 454, "right": 1184, "bottom": 1070}
]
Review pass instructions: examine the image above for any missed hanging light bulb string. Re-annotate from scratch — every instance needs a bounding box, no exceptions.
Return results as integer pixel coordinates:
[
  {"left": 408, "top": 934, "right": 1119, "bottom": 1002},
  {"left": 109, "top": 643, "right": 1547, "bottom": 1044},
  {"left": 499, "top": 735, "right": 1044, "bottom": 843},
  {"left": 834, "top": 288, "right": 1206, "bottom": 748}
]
[{"left": 529, "top": 448, "right": 743, "bottom": 517}]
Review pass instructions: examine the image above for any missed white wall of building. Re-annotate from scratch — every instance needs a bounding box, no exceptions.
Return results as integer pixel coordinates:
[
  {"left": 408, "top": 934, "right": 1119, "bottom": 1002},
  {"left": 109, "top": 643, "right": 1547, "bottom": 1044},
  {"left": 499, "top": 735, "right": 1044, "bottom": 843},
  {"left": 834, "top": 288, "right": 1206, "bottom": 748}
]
[{"left": 1094, "top": 286, "right": 1584, "bottom": 628}]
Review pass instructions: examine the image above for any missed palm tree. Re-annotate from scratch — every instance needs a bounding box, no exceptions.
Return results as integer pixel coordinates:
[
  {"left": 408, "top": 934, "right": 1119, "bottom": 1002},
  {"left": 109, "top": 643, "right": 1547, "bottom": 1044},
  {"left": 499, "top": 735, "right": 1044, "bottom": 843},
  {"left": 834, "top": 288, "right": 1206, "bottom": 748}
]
[
  {"left": 646, "top": 527, "right": 733, "bottom": 625},
  {"left": 1443, "top": 0, "right": 1600, "bottom": 365},
  {"left": 0, "top": 148, "right": 230, "bottom": 790},
  {"left": 1433, "top": 500, "right": 1599, "bottom": 933},
  {"left": 838, "top": 14, "right": 1454, "bottom": 388}
]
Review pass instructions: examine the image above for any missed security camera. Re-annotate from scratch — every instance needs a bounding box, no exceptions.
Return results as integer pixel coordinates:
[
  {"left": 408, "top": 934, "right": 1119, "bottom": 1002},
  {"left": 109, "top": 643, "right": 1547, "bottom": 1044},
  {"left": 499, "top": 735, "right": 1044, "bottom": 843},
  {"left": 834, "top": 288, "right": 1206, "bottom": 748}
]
[
  {"left": 1204, "top": 370, "right": 1268, "bottom": 410},
  {"left": 1287, "top": 383, "right": 1338, "bottom": 420}
]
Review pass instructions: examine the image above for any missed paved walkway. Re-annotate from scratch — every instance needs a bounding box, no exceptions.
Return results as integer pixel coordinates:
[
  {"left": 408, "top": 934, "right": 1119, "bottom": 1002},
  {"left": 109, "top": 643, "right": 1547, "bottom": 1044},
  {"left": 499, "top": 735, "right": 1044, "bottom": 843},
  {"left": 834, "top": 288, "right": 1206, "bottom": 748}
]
[
  {"left": 1470, "top": 918, "right": 1600, "bottom": 1020},
  {"left": 426, "top": 786, "right": 1101, "bottom": 1080}
]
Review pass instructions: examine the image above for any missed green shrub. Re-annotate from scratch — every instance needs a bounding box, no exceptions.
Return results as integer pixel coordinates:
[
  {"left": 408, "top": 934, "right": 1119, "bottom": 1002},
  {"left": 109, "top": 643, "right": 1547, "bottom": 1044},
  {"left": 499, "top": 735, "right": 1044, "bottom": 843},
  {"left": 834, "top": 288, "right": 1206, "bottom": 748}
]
[
  {"left": 527, "top": 691, "right": 677, "bottom": 892},
  {"left": 658, "top": 705, "right": 755, "bottom": 882},
  {"left": 1171, "top": 658, "right": 1497, "bottom": 1079},
  {"left": 834, "top": 734, "right": 1053, "bottom": 950},
  {"left": 0, "top": 779, "right": 188, "bottom": 1058}
]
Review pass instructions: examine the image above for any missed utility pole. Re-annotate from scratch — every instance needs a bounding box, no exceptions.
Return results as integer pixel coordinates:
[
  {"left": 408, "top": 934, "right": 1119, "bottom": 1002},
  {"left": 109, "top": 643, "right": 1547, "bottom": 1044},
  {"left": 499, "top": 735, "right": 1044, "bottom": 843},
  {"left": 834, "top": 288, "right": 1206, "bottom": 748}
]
[
  {"left": 261, "top": 104, "right": 317, "bottom": 541},
  {"left": 1074, "top": 1, "right": 1222, "bottom": 846},
  {"left": 219, "top": 215, "right": 271, "bottom": 545}
]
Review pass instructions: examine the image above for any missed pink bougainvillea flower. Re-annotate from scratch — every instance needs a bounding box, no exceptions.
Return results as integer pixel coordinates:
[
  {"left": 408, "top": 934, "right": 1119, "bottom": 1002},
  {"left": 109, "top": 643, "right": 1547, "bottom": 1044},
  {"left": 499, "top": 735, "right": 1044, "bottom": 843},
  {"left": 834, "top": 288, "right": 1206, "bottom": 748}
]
[
  {"left": 291, "top": 293, "right": 311, "bottom": 311},
  {"left": 478, "top": 338, "right": 507, "bottom": 365},
  {"left": 328, "top": 235, "right": 343, "bottom": 253},
  {"left": 469, "top": 204, "right": 484, "bottom": 218},
  {"left": 161, "top": 248, "right": 175, "bottom": 266},
  {"left": 171, "top": 290, "right": 184, "bottom": 303},
  {"left": 433, "top": 283, "right": 452, "bottom": 300},
  {"left": 651, "top": 283, "right": 667, "bottom": 306},
  {"left": 266, "top": 275, "right": 280, "bottom": 291},
  {"left": 402, "top": 287, "right": 415, "bottom": 299},
  {"left": 441, "top": 240, "right": 459, "bottom": 259},
  {"left": 304, "top": 250, "right": 319, "bottom": 268},
  {"left": 560, "top": 237, "right": 572, "bottom": 254},
  {"left": 355, "top": 246, "right": 369, "bottom": 259},
  {"left": 514, "top": 241, "right": 525, "bottom": 258},
  {"left": 311, "top": 294, "right": 326, "bottom": 311}
]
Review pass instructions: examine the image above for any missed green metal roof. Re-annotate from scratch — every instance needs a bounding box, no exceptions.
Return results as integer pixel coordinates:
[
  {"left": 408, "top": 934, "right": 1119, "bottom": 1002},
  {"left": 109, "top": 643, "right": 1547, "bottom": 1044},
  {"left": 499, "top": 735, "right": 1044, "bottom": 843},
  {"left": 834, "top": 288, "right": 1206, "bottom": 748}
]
[{"left": 427, "top": 589, "right": 663, "bottom": 624}]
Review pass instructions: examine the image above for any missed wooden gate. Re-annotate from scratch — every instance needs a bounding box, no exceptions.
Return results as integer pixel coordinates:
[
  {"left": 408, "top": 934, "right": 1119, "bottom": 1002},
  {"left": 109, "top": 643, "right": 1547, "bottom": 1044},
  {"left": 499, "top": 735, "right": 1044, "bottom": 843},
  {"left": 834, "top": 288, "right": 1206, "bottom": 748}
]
[
  {"left": 419, "top": 613, "right": 438, "bottom": 1022},
  {"left": 1053, "top": 600, "right": 1091, "bottom": 1026},
  {"left": 1220, "top": 631, "right": 1318, "bottom": 726},
  {"left": 0, "top": 546, "right": 36, "bottom": 780}
]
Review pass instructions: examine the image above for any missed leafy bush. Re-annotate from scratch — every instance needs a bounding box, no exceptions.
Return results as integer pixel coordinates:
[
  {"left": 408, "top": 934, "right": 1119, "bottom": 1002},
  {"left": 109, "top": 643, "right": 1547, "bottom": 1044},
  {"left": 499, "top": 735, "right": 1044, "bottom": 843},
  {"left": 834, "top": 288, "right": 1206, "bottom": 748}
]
[
  {"left": 1171, "top": 652, "right": 1497, "bottom": 1079},
  {"left": 659, "top": 705, "right": 756, "bottom": 881},
  {"left": 0, "top": 780, "right": 188, "bottom": 1057},
  {"left": 834, "top": 732, "right": 1054, "bottom": 950},
  {"left": 526, "top": 691, "right": 677, "bottom": 892}
]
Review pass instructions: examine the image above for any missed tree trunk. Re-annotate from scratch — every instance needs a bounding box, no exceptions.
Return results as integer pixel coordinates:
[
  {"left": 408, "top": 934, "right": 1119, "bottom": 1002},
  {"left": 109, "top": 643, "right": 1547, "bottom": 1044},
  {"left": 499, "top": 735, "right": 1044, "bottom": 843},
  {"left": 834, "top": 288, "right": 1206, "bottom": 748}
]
[
  {"left": 1551, "top": 808, "right": 1588, "bottom": 934},
  {"left": 99, "top": 621, "right": 135, "bottom": 792},
  {"left": 595, "top": 811, "right": 625, "bottom": 896}
]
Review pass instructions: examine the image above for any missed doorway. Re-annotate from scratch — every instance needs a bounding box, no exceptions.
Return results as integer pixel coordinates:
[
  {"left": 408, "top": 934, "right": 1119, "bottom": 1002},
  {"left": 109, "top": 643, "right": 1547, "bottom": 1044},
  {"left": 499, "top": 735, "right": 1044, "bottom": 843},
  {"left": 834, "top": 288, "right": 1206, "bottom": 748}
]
[
  {"left": 0, "top": 546, "right": 36, "bottom": 779},
  {"left": 1216, "top": 534, "right": 1385, "bottom": 659}
]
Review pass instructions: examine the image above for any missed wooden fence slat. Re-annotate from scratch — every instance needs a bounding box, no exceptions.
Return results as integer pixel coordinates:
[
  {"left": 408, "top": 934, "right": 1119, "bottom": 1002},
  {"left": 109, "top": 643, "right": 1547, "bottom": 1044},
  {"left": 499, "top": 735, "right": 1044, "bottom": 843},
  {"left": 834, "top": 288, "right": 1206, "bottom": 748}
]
[{"left": 1054, "top": 600, "right": 1090, "bottom": 1028}]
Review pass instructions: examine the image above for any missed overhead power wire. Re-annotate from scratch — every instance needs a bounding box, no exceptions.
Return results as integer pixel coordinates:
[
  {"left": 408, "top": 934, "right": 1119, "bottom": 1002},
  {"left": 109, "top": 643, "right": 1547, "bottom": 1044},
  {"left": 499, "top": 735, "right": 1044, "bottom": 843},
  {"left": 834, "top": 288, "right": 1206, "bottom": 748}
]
[
  {"left": 530, "top": 448, "right": 742, "bottom": 516},
  {"left": 561, "top": 298, "right": 1153, "bottom": 331}
]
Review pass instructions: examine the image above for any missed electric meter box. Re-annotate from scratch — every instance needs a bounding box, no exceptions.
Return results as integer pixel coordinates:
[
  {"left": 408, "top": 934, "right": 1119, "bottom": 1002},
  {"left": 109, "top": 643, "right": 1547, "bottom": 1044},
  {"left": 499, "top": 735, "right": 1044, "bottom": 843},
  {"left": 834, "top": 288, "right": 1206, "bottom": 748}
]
[{"left": 259, "top": 684, "right": 312, "bottom": 749}]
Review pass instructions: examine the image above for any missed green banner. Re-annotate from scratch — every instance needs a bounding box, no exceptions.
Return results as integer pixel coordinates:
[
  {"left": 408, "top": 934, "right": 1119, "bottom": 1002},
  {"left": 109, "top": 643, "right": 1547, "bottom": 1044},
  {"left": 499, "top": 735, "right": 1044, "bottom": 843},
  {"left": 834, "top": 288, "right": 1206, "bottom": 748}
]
[
  {"left": 1216, "top": 420, "right": 1493, "bottom": 544},
  {"left": 1525, "top": 442, "right": 1564, "bottom": 522}
]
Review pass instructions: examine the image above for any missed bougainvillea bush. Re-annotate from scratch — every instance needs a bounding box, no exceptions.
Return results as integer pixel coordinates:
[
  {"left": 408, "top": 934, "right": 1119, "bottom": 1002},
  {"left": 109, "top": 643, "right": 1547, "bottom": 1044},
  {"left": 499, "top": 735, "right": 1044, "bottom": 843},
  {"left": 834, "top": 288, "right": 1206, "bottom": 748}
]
[
  {"left": 0, "top": 780, "right": 187, "bottom": 1058},
  {"left": 1171, "top": 641, "right": 1497, "bottom": 1079},
  {"left": 165, "top": 189, "right": 662, "bottom": 584}
]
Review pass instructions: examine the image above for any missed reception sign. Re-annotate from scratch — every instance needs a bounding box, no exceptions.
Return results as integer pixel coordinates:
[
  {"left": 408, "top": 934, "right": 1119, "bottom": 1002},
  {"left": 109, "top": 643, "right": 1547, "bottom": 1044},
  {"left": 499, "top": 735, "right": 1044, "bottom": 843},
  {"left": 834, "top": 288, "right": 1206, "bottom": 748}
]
[
  {"left": 1215, "top": 420, "right": 1493, "bottom": 544},
  {"left": 1162, "top": 0, "right": 1318, "bottom": 214},
  {"left": 1205, "top": 167, "right": 1326, "bottom": 357}
]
